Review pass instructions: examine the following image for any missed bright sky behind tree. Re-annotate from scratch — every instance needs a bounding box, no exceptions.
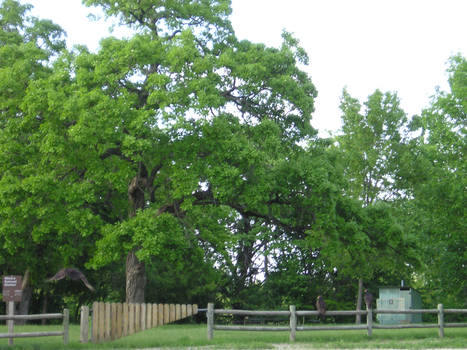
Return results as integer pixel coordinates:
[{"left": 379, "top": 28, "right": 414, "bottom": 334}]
[{"left": 22, "top": 0, "right": 467, "bottom": 136}]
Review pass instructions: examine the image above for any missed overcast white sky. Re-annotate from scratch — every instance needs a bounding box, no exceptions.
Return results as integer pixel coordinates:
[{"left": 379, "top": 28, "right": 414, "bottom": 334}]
[{"left": 22, "top": 0, "right": 467, "bottom": 136}]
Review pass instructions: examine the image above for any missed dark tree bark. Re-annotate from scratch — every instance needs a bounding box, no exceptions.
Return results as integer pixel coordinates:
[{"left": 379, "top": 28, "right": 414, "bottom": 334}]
[
  {"left": 126, "top": 249, "right": 146, "bottom": 303},
  {"left": 126, "top": 164, "right": 148, "bottom": 303}
]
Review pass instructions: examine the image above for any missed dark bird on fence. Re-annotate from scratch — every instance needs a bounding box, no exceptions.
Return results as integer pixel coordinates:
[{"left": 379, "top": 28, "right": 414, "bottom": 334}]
[
  {"left": 364, "top": 289, "right": 373, "bottom": 310},
  {"left": 46, "top": 268, "right": 95, "bottom": 292},
  {"left": 316, "top": 295, "right": 326, "bottom": 321}
]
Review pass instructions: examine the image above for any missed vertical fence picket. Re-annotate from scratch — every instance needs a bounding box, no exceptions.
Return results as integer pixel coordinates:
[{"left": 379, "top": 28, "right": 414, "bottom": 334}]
[
  {"left": 123, "top": 303, "right": 129, "bottom": 336},
  {"left": 176, "top": 304, "right": 181, "bottom": 321},
  {"left": 159, "top": 303, "right": 164, "bottom": 325},
  {"left": 147, "top": 303, "right": 152, "bottom": 329},
  {"left": 135, "top": 303, "right": 141, "bottom": 332},
  {"left": 129, "top": 303, "right": 135, "bottom": 335},
  {"left": 187, "top": 304, "right": 193, "bottom": 317},
  {"left": 105, "top": 302, "right": 111, "bottom": 340},
  {"left": 111, "top": 303, "right": 117, "bottom": 340},
  {"left": 98, "top": 302, "right": 105, "bottom": 342},
  {"left": 92, "top": 302, "right": 99, "bottom": 342},
  {"left": 80, "top": 305, "right": 89, "bottom": 343},
  {"left": 152, "top": 303, "right": 158, "bottom": 327},
  {"left": 141, "top": 303, "right": 146, "bottom": 331},
  {"left": 117, "top": 303, "right": 123, "bottom": 340},
  {"left": 169, "top": 304, "right": 175, "bottom": 323},
  {"left": 164, "top": 304, "right": 170, "bottom": 325}
]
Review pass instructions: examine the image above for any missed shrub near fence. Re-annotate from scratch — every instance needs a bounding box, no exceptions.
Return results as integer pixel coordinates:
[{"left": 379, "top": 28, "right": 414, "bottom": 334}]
[
  {"left": 84, "top": 302, "right": 198, "bottom": 343},
  {"left": 207, "top": 303, "right": 467, "bottom": 341}
]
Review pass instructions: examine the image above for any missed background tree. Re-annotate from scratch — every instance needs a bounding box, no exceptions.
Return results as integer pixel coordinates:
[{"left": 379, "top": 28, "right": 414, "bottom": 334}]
[
  {"left": 402, "top": 54, "right": 466, "bottom": 308},
  {"left": 0, "top": 0, "right": 98, "bottom": 317},
  {"left": 336, "top": 89, "right": 415, "bottom": 322}
]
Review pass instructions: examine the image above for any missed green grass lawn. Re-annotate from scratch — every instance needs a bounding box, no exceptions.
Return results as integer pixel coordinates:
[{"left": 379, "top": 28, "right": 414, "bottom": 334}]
[{"left": 1, "top": 323, "right": 467, "bottom": 349}]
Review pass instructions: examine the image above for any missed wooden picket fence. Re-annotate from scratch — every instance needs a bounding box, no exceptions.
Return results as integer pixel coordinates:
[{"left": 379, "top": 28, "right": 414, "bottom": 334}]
[{"left": 82, "top": 302, "right": 198, "bottom": 343}]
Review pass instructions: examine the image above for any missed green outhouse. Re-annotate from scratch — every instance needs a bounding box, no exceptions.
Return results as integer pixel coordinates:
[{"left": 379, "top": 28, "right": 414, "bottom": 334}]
[{"left": 376, "top": 284, "right": 422, "bottom": 325}]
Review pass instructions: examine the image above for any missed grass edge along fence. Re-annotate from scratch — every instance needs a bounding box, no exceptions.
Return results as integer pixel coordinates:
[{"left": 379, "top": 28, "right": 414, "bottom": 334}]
[
  {"left": 84, "top": 302, "right": 198, "bottom": 343},
  {"left": 0, "top": 309, "right": 69, "bottom": 346},
  {"left": 206, "top": 303, "right": 467, "bottom": 341}
]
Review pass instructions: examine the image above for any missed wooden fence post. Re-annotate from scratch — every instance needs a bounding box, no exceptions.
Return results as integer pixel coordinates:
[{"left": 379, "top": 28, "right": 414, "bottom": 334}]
[
  {"left": 63, "top": 308, "right": 69, "bottom": 345},
  {"left": 438, "top": 303, "right": 444, "bottom": 338},
  {"left": 289, "top": 305, "right": 296, "bottom": 342},
  {"left": 8, "top": 301, "right": 14, "bottom": 346},
  {"left": 80, "top": 305, "right": 89, "bottom": 343},
  {"left": 366, "top": 308, "right": 373, "bottom": 337},
  {"left": 207, "top": 303, "right": 214, "bottom": 340}
]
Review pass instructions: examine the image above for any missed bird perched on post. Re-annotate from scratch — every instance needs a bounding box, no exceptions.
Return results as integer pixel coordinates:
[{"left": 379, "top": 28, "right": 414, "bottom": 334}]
[
  {"left": 47, "top": 267, "right": 95, "bottom": 291},
  {"left": 316, "top": 295, "right": 326, "bottom": 322},
  {"left": 364, "top": 289, "right": 373, "bottom": 310}
]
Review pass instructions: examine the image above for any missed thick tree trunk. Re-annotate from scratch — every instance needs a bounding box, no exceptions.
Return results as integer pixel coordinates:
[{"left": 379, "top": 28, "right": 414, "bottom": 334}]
[
  {"left": 356, "top": 278, "right": 363, "bottom": 324},
  {"left": 126, "top": 167, "right": 148, "bottom": 303},
  {"left": 126, "top": 249, "right": 146, "bottom": 303}
]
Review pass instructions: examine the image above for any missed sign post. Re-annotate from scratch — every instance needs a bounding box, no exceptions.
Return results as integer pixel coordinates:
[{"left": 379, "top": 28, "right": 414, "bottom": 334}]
[{"left": 2, "top": 275, "right": 23, "bottom": 345}]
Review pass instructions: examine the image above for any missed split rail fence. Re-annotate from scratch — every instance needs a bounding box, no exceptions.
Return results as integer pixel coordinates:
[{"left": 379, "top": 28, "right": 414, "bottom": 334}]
[
  {"left": 207, "top": 303, "right": 467, "bottom": 341},
  {"left": 82, "top": 302, "right": 198, "bottom": 343},
  {"left": 0, "top": 309, "right": 69, "bottom": 346}
]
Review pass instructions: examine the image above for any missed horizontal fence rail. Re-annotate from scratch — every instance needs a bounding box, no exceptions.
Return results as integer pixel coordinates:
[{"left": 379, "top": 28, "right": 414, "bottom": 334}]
[
  {"left": 0, "top": 313, "right": 64, "bottom": 321},
  {"left": 207, "top": 303, "right": 467, "bottom": 341},
  {"left": 0, "top": 309, "right": 69, "bottom": 345},
  {"left": 86, "top": 302, "right": 198, "bottom": 343}
]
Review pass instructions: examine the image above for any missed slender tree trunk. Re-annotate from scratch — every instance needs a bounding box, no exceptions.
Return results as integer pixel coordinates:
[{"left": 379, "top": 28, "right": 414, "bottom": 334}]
[
  {"left": 356, "top": 278, "right": 363, "bottom": 324},
  {"left": 41, "top": 293, "right": 48, "bottom": 325},
  {"left": 126, "top": 167, "right": 148, "bottom": 303},
  {"left": 16, "top": 269, "right": 31, "bottom": 325},
  {"left": 16, "top": 287, "right": 32, "bottom": 325}
]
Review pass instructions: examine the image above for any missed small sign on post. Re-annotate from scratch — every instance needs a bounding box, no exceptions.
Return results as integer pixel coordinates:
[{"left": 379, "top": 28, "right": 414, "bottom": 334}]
[
  {"left": 2, "top": 275, "right": 22, "bottom": 346},
  {"left": 2, "top": 275, "right": 23, "bottom": 302}
]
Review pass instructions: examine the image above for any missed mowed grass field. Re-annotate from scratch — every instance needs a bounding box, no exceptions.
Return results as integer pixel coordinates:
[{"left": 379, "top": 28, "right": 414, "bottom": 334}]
[{"left": 1, "top": 323, "right": 467, "bottom": 349}]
